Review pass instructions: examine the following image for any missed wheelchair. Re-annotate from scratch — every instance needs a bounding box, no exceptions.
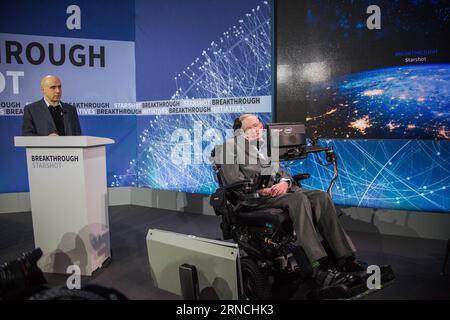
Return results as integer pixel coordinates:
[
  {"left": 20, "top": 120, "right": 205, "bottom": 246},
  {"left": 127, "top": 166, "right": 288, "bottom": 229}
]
[
  {"left": 210, "top": 125, "right": 395, "bottom": 300},
  {"left": 210, "top": 173, "right": 313, "bottom": 299}
]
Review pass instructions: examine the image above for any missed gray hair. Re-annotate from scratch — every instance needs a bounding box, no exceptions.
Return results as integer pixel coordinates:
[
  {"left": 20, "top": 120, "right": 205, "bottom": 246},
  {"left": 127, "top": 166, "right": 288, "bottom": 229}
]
[
  {"left": 239, "top": 114, "right": 257, "bottom": 121},
  {"left": 239, "top": 114, "right": 259, "bottom": 130}
]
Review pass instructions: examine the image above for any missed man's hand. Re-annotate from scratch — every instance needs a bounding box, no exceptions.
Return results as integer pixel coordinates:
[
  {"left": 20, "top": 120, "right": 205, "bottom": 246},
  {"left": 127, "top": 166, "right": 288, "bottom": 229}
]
[
  {"left": 270, "top": 181, "right": 289, "bottom": 197},
  {"left": 48, "top": 133, "right": 59, "bottom": 136},
  {"left": 258, "top": 188, "right": 272, "bottom": 197}
]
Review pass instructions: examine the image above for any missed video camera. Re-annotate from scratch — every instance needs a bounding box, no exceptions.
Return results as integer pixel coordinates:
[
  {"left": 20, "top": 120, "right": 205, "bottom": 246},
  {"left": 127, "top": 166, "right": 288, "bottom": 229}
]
[
  {"left": 0, "top": 248, "right": 127, "bottom": 300},
  {"left": 0, "top": 248, "right": 47, "bottom": 300}
]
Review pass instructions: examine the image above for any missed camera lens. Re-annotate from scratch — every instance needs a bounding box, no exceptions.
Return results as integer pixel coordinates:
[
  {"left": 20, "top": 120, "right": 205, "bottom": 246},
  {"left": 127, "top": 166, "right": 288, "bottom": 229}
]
[{"left": 0, "top": 248, "right": 46, "bottom": 300}]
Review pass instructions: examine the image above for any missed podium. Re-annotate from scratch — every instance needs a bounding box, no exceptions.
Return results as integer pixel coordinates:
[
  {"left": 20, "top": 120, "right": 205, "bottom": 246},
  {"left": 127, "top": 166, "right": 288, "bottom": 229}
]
[{"left": 14, "top": 136, "right": 114, "bottom": 276}]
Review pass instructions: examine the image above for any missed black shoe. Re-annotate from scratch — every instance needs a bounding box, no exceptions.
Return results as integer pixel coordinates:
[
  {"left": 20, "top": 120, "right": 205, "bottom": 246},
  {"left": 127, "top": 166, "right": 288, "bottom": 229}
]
[
  {"left": 314, "top": 268, "right": 357, "bottom": 287},
  {"left": 339, "top": 259, "right": 368, "bottom": 273}
]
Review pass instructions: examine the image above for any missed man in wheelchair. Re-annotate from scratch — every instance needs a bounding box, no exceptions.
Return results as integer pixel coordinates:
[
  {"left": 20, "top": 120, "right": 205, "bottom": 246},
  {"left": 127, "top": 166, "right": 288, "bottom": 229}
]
[{"left": 211, "top": 114, "right": 393, "bottom": 299}]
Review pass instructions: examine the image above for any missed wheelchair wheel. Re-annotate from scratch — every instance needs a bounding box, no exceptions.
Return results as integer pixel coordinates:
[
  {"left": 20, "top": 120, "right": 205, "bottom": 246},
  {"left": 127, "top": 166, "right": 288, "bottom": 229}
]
[{"left": 240, "top": 257, "right": 272, "bottom": 300}]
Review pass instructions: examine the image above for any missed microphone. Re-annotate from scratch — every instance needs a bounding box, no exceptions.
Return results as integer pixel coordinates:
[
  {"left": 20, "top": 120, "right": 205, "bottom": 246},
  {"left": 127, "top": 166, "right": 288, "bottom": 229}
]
[{"left": 61, "top": 109, "right": 67, "bottom": 116}]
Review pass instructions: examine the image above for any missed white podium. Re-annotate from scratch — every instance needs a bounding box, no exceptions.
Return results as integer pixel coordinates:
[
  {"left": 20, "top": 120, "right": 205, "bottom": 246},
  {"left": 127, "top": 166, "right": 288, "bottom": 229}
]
[{"left": 14, "top": 136, "right": 114, "bottom": 276}]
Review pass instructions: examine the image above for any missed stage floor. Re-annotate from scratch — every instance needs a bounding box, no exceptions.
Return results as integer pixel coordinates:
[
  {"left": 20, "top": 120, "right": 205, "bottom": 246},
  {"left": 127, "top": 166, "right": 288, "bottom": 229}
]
[{"left": 0, "top": 205, "right": 449, "bottom": 300}]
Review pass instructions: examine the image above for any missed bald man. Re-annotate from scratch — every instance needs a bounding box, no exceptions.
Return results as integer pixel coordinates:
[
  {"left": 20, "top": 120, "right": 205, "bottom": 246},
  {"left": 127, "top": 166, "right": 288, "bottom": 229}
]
[{"left": 22, "top": 75, "right": 81, "bottom": 136}]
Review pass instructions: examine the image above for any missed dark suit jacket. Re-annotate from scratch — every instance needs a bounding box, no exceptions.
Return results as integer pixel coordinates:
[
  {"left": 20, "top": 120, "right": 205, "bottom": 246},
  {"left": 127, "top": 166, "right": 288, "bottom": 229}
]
[
  {"left": 22, "top": 98, "right": 82, "bottom": 136},
  {"left": 213, "top": 136, "right": 293, "bottom": 187}
]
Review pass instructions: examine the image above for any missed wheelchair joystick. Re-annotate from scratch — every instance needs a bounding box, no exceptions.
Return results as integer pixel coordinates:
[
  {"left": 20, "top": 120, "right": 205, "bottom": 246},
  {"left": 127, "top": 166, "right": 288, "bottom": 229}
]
[{"left": 263, "top": 237, "right": 278, "bottom": 248}]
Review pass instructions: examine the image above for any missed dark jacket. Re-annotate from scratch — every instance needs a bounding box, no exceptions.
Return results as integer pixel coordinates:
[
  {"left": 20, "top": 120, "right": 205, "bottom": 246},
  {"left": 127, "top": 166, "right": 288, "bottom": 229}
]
[
  {"left": 22, "top": 98, "right": 81, "bottom": 136},
  {"left": 213, "top": 136, "right": 293, "bottom": 187}
]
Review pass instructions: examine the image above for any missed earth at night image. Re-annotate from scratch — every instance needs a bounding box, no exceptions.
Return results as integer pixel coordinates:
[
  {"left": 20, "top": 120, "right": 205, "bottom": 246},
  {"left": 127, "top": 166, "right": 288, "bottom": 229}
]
[{"left": 305, "top": 64, "right": 450, "bottom": 140}]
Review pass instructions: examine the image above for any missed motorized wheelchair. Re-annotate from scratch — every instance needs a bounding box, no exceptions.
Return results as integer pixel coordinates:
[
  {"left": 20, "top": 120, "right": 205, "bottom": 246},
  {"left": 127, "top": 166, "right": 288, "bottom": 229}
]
[{"left": 210, "top": 122, "right": 394, "bottom": 300}]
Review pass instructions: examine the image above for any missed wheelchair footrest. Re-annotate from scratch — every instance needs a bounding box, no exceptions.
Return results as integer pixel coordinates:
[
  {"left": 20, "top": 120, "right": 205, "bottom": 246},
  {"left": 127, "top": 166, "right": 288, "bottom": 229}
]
[{"left": 307, "top": 265, "right": 395, "bottom": 300}]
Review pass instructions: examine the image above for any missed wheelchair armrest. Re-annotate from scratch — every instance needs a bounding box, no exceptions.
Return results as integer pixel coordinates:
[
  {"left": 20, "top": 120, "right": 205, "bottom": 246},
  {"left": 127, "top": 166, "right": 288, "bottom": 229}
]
[
  {"left": 223, "top": 179, "right": 252, "bottom": 192},
  {"left": 223, "top": 179, "right": 262, "bottom": 203},
  {"left": 293, "top": 173, "right": 311, "bottom": 184}
]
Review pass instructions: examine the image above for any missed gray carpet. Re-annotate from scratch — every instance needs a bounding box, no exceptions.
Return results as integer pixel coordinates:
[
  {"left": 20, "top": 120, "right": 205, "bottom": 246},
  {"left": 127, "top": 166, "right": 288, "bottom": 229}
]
[{"left": 0, "top": 205, "right": 449, "bottom": 299}]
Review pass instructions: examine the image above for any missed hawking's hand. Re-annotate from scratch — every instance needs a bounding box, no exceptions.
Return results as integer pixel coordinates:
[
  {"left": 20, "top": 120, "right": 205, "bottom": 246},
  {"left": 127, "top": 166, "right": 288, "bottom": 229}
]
[
  {"left": 258, "top": 188, "right": 272, "bottom": 197},
  {"left": 270, "top": 181, "right": 289, "bottom": 197}
]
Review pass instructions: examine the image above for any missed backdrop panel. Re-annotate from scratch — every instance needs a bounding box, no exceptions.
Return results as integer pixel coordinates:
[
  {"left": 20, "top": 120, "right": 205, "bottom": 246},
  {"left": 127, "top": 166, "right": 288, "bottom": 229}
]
[
  {"left": 276, "top": 0, "right": 450, "bottom": 140},
  {"left": 0, "top": 0, "right": 136, "bottom": 193},
  {"left": 285, "top": 139, "right": 450, "bottom": 212},
  {"left": 128, "top": 0, "right": 273, "bottom": 193},
  {"left": 276, "top": 0, "right": 449, "bottom": 212}
]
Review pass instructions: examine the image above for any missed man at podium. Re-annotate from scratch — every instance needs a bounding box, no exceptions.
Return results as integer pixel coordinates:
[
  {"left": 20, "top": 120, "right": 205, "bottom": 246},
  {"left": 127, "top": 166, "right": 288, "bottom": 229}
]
[{"left": 22, "top": 75, "right": 82, "bottom": 136}]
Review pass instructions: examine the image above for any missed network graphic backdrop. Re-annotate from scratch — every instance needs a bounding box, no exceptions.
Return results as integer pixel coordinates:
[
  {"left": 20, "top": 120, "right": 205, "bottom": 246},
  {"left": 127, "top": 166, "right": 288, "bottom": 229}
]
[
  {"left": 277, "top": 0, "right": 450, "bottom": 140},
  {"left": 276, "top": 0, "right": 449, "bottom": 213},
  {"left": 117, "top": 0, "right": 273, "bottom": 194},
  {"left": 1, "top": 0, "right": 448, "bottom": 213},
  {"left": 285, "top": 139, "right": 450, "bottom": 213}
]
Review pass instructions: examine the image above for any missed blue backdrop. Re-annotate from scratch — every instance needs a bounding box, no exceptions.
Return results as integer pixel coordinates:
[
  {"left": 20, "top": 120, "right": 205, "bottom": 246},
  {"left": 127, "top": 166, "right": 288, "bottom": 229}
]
[
  {"left": 0, "top": 0, "right": 137, "bottom": 193},
  {"left": 131, "top": 0, "right": 273, "bottom": 193},
  {"left": 1, "top": 0, "right": 448, "bottom": 213}
]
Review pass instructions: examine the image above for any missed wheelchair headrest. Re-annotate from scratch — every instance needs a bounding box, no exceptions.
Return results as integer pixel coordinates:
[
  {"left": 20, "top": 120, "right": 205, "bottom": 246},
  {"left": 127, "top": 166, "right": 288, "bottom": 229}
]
[{"left": 233, "top": 118, "right": 242, "bottom": 131}]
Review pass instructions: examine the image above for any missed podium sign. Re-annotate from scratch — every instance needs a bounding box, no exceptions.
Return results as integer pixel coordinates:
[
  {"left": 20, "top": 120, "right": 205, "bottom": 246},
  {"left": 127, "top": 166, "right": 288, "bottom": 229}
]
[{"left": 14, "top": 136, "right": 114, "bottom": 276}]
